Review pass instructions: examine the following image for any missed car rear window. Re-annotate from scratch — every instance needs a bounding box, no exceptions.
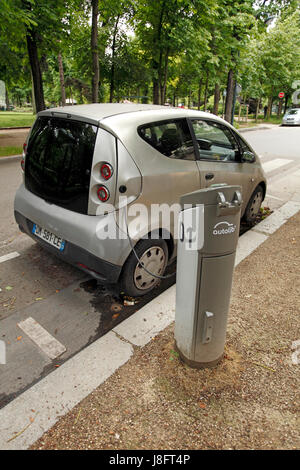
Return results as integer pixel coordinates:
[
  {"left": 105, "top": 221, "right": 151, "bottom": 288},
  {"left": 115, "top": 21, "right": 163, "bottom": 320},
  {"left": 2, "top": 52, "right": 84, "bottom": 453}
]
[{"left": 25, "top": 116, "right": 98, "bottom": 214}]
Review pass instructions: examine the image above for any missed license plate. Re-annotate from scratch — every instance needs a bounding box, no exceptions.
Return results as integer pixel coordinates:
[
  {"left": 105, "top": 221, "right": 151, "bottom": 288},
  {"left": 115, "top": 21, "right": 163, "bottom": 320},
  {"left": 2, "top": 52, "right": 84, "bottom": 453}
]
[{"left": 32, "top": 224, "right": 65, "bottom": 251}]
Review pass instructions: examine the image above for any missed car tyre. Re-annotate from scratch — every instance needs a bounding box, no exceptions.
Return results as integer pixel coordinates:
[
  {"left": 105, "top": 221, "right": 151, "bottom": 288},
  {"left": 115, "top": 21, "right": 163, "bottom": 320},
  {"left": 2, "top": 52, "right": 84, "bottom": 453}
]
[
  {"left": 120, "top": 238, "right": 168, "bottom": 297},
  {"left": 243, "top": 185, "right": 264, "bottom": 225}
]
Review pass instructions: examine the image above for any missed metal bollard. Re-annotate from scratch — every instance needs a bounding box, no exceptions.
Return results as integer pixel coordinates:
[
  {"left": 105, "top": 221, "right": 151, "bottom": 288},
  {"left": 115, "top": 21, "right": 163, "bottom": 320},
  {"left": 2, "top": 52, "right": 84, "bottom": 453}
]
[{"left": 174, "top": 184, "right": 242, "bottom": 368}]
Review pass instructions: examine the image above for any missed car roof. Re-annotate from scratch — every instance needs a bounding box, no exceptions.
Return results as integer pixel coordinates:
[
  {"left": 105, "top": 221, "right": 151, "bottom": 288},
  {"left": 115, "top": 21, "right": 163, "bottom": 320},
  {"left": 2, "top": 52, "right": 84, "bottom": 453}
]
[
  {"left": 38, "top": 103, "right": 241, "bottom": 158},
  {"left": 37, "top": 103, "right": 253, "bottom": 168},
  {"left": 39, "top": 103, "right": 167, "bottom": 121},
  {"left": 38, "top": 103, "right": 229, "bottom": 127}
]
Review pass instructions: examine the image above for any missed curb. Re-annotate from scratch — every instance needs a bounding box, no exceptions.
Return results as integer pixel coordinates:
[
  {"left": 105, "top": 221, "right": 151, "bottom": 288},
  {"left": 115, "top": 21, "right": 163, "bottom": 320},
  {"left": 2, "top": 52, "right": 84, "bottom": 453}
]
[
  {"left": 239, "top": 125, "right": 277, "bottom": 133},
  {"left": 0, "top": 199, "right": 299, "bottom": 449},
  {"left": 0, "top": 127, "right": 31, "bottom": 131}
]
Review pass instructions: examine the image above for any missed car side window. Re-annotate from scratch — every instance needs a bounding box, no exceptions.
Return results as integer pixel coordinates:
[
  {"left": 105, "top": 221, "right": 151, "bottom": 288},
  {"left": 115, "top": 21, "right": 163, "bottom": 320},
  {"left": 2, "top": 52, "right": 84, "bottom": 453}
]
[
  {"left": 138, "top": 119, "right": 196, "bottom": 161},
  {"left": 191, "top": 119, "right": 237, "bottom": 162}
]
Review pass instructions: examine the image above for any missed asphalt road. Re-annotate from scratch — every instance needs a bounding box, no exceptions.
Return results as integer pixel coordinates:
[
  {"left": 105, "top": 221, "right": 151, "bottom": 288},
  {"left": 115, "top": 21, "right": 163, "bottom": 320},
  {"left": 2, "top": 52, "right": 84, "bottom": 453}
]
[
  {"left": 244, "top": 126, "right": 300, "bottom": 208},
  {"left": 0, "top": 125, "right": 299, "bottom": 409}
]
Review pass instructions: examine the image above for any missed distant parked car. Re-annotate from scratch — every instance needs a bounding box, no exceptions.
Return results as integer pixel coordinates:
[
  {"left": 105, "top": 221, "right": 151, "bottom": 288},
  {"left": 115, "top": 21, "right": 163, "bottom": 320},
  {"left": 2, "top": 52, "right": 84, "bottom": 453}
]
[
  {"left": 15, "top": 103, "right": 267, "bottom": 296},
  {"left": 282, "top": 108, "right": 300, "bottom": 126}
]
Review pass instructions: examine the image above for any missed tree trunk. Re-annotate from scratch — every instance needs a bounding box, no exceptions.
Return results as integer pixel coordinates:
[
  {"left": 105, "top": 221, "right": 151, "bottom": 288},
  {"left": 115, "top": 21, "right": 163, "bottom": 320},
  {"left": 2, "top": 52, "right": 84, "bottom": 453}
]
[
  {"left": 160, "top": 49, "right": 169, "bottom": 105},
  {"left": 5, "top": 87, "right": 9, "bottom": 109},
  {"left": 224, "top": 69, "right": 235, "bottom": 123},
  {"left": 153, "top": 76, "right": 160, "bottom": 105},
  {"left": 109, "top": 14, "right": 120, "bottom": 103},
  {"left": 26, "top": 30, "right": 45, "bottom": 113},
  {"left": 255, "top": 98, "right": 260, "bottom": 122},
  {"left": 187, "top": 89, "right": 191, "bottom": 108},
  {"left": 277, "top": 99, "right": 283, "bottom": 117},
  {"left": 204, "top": 72, "right": 209, "bottom": 111},
  {"left": 213, "top": 83, "right": 220, "bottom": 115},
  {"left": 152, "top": 1, "right": 165, "bottom": 105},
  {"left": 58, "top": 52, "right": 66, "bottom": 106},
  {"left": 284, "top": 94, "right": 289, "bottom": 114},
  {"left": 267, "top": 95, "right": 273, "bottom": 119},
  {"left": 197, "top": 80, "right": 202, "bottom": 110},
  {"left": 142, "top": 86, "right": 148, "bottom": 104},
  {"left": 91, "top": 0, "right": 99, "bottom": 103}
]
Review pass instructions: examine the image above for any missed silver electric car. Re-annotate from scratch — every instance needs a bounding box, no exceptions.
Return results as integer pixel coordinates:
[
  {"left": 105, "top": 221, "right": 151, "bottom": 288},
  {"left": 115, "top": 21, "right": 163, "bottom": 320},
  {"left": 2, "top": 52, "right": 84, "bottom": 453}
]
[{"left": 14, "top": 103, "right": 267, "bottom": 296}]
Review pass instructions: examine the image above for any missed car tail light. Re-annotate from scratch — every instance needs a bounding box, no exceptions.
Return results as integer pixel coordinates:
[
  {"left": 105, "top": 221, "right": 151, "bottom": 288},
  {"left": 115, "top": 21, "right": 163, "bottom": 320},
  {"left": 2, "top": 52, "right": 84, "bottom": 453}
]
[
  {"left": 23, "top": 143, "right": 27, "bottom": 155},
  {"left": 100, "top": 163, "right": 113, "bottom": 180},
  {"left": 21, "top": 159, "right": 25, "bottom": 171},
  {"left": 97, "top": 186, "right": 110, "bottom": 202}
]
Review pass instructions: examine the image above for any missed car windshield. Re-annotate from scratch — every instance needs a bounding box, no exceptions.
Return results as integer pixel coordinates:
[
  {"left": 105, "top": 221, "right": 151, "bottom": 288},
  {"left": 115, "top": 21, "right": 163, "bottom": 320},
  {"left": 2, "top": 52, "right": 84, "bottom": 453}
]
[{"left": 287, "top": 109, "right": 300, "bottom": 115}]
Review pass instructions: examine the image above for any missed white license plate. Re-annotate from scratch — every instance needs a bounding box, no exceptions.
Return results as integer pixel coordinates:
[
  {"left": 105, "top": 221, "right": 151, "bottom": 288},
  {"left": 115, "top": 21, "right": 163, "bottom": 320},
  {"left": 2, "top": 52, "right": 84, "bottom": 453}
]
[{"left": 32, "top": 224, "right": 65, "bottom": 251}]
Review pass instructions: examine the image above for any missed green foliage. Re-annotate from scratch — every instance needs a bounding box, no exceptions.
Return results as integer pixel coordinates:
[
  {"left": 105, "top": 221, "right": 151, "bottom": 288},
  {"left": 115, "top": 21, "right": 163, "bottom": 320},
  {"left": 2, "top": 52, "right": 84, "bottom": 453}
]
[
  {"left": 1, "top": 0, "right": 299, "bottom": 112},
  {"left": 240, "top": 9, "right": 300, "bottom": 105},
  {"left": 0, "top": 112, "right": 35, "bottom": 127},
  {"left": 0, "top": 146, "right": 23, "bottom": 157}
]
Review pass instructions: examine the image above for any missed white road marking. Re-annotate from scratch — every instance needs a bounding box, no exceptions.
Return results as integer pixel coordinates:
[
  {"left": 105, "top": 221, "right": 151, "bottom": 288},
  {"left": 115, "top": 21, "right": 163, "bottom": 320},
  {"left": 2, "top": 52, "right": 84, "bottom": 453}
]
[
  {"left": 292, "top": 169, "right": 300, "bottom": 177},
  {"left": 17, "top": 317, "right": 66, "bottom": 360},
  {"left": 265, "top": 194, "right": 284, "bottom": 201},
  {"left": 0, "top": 252, "right": 20, "bottom": 264},
  {"left": 0, "top": 332, "right": 133, "bottom": 450},
  {"left": 262, "top": 158, "right": 293, "bottom": 173}
]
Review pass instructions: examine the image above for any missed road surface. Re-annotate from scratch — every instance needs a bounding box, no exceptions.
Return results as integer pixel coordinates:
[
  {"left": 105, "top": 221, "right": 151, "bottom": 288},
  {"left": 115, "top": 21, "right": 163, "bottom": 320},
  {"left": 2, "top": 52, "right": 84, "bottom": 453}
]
[{"left": 0, "top": 125, "right": 299, "bottom": 408}]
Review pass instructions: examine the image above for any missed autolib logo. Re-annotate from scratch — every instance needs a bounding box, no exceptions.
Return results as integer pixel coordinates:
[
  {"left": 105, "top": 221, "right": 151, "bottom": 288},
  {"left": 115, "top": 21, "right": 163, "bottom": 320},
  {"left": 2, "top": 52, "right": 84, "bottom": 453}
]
[{"left": 213, "top": 221, "right": 236, "bottom": 236}]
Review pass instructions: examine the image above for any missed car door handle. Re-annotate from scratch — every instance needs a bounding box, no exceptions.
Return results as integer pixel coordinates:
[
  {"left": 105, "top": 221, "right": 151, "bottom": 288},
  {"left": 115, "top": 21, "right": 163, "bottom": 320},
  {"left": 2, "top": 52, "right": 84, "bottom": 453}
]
[{"left": 205, "top": 173, "right": 214, "bottom": 180}]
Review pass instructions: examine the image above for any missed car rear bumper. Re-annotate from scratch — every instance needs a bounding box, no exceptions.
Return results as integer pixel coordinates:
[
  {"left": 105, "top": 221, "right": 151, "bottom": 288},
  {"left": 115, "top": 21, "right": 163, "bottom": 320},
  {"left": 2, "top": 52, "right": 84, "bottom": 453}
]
[
  {"left": 282, "top": 121, "right": 300, "bottom": 126},
  {"left": 15, "top": 210, "right": 122, "bottom": 283},
  {"left": 14, "top": 184, "right": 133, "bottom": 283}
]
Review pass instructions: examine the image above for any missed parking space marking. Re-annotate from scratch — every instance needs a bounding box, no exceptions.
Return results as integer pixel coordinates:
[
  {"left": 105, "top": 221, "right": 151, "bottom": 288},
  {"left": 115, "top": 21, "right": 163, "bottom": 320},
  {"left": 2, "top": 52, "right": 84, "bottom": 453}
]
[
  {"left": 262, "top": 158, "right": 293, "bottom": 173},
  {"left": 0, "top": 252, "right": 20, "bottom": 264},
  {"left": 17, "top": 317, "right": 66, "bottom": 360}
]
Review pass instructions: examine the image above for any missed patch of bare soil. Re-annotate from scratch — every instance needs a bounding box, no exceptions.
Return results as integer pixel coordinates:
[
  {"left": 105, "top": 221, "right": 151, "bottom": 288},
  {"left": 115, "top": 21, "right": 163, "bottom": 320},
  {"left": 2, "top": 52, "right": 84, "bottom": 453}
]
[
  {"left": 31, "top": 213, "right": 300, "bottom": 450},
  {"left": 0, "top": 129, "right": 29, "bottom": 147}
]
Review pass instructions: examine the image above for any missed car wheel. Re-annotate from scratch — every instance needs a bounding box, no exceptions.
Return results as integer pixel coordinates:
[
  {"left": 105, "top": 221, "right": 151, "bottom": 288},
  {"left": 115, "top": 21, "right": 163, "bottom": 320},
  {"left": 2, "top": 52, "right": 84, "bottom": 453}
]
[
  {"left": 120, "top": 239, "right": 168, "bottom": 297},
  {"left": 243, "top": 185, "right": 264, "bottom": 225}
]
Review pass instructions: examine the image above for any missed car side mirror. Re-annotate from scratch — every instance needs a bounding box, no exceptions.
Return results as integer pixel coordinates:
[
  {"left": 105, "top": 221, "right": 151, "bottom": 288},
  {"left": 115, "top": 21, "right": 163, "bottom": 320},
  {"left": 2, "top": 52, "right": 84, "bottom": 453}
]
[
  {"left": 242, "top": 151, "right": 255, "bottom": 163},
  {"left": 197, "top": 139, "right": 212, "bottom": 151}
]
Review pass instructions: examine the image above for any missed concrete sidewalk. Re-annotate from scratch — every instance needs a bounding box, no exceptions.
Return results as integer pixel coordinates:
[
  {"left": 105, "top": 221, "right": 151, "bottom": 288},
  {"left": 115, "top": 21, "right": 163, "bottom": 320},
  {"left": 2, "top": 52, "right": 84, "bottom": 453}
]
[
  {"left": 0, "top": 197, "right": 299, "bottom": 450},
  {"left": 239, "top": 123, "right": 278, "bottom": 133}
]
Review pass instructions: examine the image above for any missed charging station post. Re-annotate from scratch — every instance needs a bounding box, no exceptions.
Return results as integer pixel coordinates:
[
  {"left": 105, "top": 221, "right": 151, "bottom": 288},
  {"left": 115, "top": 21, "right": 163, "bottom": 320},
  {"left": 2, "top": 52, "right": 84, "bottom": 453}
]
[{"left": 174, "top": 185, "right": 242, "bottom": 368}]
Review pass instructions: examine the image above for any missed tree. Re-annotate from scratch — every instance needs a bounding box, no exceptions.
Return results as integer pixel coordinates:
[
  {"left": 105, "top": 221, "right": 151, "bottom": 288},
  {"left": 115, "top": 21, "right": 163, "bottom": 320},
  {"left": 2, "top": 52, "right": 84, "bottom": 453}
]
[
  {"left": 134, "top": 0, "right": 215, "bottom": 105},
  {"left": 57, "top": 51, "right": 66, "bottom": 106},
  {"left": 240, "top": 9, "right": 300, "bottom": 118},
  {"left": 91, "top": 0, "right": 100, "bottom": 102}
]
